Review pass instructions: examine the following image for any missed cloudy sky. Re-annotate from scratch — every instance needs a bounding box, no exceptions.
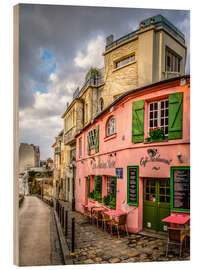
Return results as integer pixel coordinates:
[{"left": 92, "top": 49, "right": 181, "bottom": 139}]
[{"left": 19, "top": 4, "right": 190, "bottom": 160}]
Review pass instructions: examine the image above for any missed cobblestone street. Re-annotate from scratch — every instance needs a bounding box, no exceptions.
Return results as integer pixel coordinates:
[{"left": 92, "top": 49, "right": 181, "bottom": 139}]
[{"left": 58, "top": 201, "right": 190, "bottom": 265}]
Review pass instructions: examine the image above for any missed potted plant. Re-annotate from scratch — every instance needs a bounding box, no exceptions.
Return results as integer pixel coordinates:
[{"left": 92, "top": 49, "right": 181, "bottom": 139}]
[
  {"left": 146, "top": 126, "right": 165, "bottom": 142},
  {"left": 103, "top": 194, "right": 111, "bottom": 206}
]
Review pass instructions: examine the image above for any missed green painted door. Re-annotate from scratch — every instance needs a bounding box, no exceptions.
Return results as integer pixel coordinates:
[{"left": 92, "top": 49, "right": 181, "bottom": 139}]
[{"left": 143, "top": 178, "right": 170, "bottom": 232}]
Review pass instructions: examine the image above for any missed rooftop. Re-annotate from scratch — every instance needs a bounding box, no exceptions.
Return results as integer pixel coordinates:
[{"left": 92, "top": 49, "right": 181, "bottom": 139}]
[{"left": 105, "top": 14, "right": 185, "bottom": 51}]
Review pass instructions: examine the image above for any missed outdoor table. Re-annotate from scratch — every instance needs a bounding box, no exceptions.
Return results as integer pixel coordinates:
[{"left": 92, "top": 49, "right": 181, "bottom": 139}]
[
  {"left": 162, "top": 215, "right": 190, "bottom": 244},
  {"left": 104, "top": 210, "right": 126, "bottom": 221},
  {"left": 162, "top": 215, "right": 190, "bottom": 225}
]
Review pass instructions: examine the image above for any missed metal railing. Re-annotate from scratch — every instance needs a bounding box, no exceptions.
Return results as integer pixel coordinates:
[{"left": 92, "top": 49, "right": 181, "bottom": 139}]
[{"left": 72, "top": 76, "right": 104, "bottom": 99}]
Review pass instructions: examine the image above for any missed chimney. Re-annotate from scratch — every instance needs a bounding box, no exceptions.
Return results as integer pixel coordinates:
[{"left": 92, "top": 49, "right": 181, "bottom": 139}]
[{"left": 106, "top": 35, "right": 114, "bottom": 46}]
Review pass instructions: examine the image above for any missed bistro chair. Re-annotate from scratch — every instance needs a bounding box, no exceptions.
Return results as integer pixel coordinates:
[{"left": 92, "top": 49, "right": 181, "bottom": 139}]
[
  {"left": 82, "top": 204, "right": 92, "bottom": 223},
  {"left": 166, "top": 227, "right": 187, "bottom": 257},
  {"left": 111, "top": 214, "right": 129, "bottom": 238},
  {"left": 101, "top": 212, "right": 112, "bottom": 231},
  {"left": 92, "top": 209, "right": 103, "bottom": 227}
]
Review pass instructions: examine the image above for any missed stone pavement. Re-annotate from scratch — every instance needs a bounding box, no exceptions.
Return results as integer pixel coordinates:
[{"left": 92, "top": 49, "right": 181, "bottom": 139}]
[{"left": 58, "top": 200, "right": 190, "bottom": 265}]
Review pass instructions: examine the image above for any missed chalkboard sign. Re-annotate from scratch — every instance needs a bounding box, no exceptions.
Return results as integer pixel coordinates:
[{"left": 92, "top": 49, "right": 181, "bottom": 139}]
[
  {"left": 171, "top": 167, "right": 190, "bottom": 212},
  {"left": 127, "top": 166, "right": 139, "bottom": 205}
]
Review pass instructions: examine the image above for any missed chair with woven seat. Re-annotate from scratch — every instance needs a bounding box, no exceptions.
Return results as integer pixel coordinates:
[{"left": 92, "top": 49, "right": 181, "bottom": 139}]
[
  {"left": 82, "top": 204, "right": 91, "bottom": 223},
  {"left": 166, "top": 227, "right": 187, "bottom": 257},
  {"left": 101, "top": 212, "right": 112, "bottom": 231},
  {"left": 92, "top": 209, "right": 103, "bottom": 227},
  {"left": 111, "top": 214, "right": 128, "bottom": 238}
]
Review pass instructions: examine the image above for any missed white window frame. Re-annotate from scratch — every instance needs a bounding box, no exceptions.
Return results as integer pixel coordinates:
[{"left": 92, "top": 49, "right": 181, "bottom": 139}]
[
  {"left": 107, "top": 116, "right": 116, "bottom": 136},
  {"left": 148, "top": 99, "right": 168, "bottom": 136},
  {"left": 88, "top": 128, "right": 96, "bottom": 148}
]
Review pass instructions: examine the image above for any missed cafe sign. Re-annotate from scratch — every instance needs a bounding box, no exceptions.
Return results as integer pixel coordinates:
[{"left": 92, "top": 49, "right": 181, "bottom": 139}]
[
  {"left": 92, "top": 156, "right": 115, "bottom": 169},
  {"left": 140, "top": 148, "right": 172, "bottom": 169}
]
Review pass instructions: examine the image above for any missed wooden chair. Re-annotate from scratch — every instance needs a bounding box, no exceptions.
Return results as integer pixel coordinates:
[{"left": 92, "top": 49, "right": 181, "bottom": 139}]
[
  {"left": 111, "top": 214, "right": 128, "bottom": 238},
  {"left": 101, "top": 212, "right": 112, "bottom": 231},
  {"left": 166, "top": 227, "right": 187, "bottom": 257},
  {"left": 82, "top": 204, "right": 91, "bottom": 223},
  {"left": 92, "top": 210, "right": 103, "bottom": 227}
]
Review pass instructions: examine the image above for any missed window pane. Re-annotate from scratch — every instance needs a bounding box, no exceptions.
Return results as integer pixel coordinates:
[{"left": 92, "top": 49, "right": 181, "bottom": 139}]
[
  {"left": 161, "top": 118, "right": 164, "bottom": 126},
  {"left": 154, "top": 103, "right": 158, "bottom": 110},
  {"left": 154, "top": 111, "right": 158, "bottom": 118},
  {"left": 150, "top": 120, "right": 153, "bottom": 127},
  {"left": 150, "top": 103, "right": 153, "bottom": 110},
  {"left": 165, "top": 109, "right": 168, "bottom": 117},
  {"left": 154, "top": 120, "right": 158, "bottom": 126},
  {"left": 150, "top": 112, "right": 153, "bottom": 119},
  {"left": 165, "top": 118, "right": 168, "bottom": 125},
  {"left": 161, "top": 101, "right": 165, "bottom": 109},
  {"left": 161, "top": 110, "right": 164, "bottom": 117}
]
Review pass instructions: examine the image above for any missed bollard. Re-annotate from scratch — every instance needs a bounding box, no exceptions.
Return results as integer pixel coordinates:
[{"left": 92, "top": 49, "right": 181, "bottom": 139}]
[
  {"left": 70, "top": 217, "right": 75, "bottom": 256},
  {"left": 65, "top": 210, "right": 68, "bottom": 237},
  {"left": 72, "top": 197, "right": 75, "bottom": 211}
]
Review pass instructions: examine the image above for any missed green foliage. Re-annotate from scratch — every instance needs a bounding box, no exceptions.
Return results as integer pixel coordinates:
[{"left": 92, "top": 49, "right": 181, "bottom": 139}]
[
  {"left": 89, "top": 191, "right": 94, "bottom": 199},
  {"left": 103, "top": 194, "right": 111, "bottom": 205},
  {"left": 90, "top": 68, "right": 99, "bottom": 78},
  {"left": 148, "top": 127, "right": 165, "bottom": 142}
]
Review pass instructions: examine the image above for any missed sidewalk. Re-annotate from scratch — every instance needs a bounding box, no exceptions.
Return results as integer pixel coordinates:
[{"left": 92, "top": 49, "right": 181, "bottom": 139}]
[{"left": 57, "top": 200, "right": 190, "bottom": 264}]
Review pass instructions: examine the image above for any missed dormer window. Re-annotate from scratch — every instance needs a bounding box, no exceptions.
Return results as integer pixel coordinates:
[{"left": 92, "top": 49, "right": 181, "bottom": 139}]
[{"left": 107, "top": 116, "right": 116, "bottom": 136}]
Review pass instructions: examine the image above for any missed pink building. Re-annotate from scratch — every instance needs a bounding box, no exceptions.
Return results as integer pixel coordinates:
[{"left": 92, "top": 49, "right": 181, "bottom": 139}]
[{"left": 75, "top": 75, "right": 190, "bottom": 234}]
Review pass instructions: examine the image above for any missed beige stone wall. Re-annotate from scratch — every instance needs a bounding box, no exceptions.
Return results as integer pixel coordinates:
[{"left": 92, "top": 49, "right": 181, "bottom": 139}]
[{"left": 102, "top": 39, "right": 138, "bottom": 107}]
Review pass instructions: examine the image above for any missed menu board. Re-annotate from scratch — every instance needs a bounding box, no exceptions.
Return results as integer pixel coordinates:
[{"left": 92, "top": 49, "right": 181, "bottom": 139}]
[
  {"left": 172, "top": 168, "right": 190, "bottom": 211},
  {"left": 128, "top": 166, "right": 139, "bottom": 205},
  {"left": 96, "top": 175, "right": 102, "bottom": 192}
]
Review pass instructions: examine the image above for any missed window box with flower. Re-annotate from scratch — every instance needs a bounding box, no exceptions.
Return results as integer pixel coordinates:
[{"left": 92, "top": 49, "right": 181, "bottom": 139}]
[{"left": 145, "top": 126, "right": 167, "bottom": 142}]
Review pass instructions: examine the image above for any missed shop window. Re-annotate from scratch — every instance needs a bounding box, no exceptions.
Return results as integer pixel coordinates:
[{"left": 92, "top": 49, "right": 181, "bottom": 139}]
[
  {"left": 165, "top": 48, "right": 181, "bottom": 72},
  {"left": 103, "top": 176, "right": 117, "bottom": 209},
  {"left": 107, "top": 116, "right": 116, "bottom": 136},
  {"left": 94, "top": 175, "right": 102, "bottom": 202},
  {"left": 148, "top": 99, "right": 168, "bottom": 136},
  {"left": 115, "top": 54, "right": 135, "bottom": 69}
]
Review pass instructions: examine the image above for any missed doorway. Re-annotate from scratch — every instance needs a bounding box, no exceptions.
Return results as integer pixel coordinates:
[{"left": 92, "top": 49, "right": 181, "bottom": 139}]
[{"left": 143, "top": 178, "right": 170, "bottom": 232}]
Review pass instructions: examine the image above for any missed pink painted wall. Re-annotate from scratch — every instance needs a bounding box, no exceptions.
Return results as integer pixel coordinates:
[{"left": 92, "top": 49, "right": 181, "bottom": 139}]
[{"left": 75, "top": 79, "right": 190, "bottom": 233}]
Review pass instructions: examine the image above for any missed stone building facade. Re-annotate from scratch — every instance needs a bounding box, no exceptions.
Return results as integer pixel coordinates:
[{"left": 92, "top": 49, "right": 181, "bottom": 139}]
[
  {"left": 19, "top": 143, "right": 40, "bottom": 173},
  {"left": 53, "top": 14, "right": 187, "bottom": 207}
]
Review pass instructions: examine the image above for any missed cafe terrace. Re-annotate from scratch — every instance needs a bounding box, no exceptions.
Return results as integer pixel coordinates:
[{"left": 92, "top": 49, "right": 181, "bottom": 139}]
[{"left": 75, "top": 75, "right": 190, "bottom": 234}]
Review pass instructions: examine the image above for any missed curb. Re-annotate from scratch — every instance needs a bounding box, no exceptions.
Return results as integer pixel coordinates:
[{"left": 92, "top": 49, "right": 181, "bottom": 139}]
[{"left": 54, "top": 210, "right": 73, "bottom": 265}]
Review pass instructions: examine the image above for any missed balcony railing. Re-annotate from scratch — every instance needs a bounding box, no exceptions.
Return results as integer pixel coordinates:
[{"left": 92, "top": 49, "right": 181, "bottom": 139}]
[
  {"left": 73, "top": 75, "right": 104, "bottom": 99},
  {"left": 64, "top": 127, "right": 76, "bottom": 145}
]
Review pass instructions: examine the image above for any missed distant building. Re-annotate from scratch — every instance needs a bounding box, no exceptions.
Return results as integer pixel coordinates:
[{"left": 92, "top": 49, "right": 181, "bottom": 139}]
[
  {"left": 19, "top": 143, "right": 40, "bottom": 173},
  {"left": 40, "top": 160, "right": 46, "bottom": 168}
]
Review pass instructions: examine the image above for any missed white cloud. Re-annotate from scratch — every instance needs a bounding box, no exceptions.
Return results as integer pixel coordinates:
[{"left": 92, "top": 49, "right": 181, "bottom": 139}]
[
  {"left": 20, "top": 35, "right": 106, "bottom": 159},
  {"left": 74, "top": 35, "right": 105, "bottom": 69}
]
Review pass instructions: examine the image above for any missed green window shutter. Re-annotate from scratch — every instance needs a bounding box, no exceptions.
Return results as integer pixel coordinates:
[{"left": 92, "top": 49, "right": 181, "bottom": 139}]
[
  {"left": 87, "top": 133, "right": 90, "bottom": 155},
  {"left": 168, "top": 92, "right": 183, "bottom": 140},
  {"left": 132, "top": 100, "right": 145, "bottom": 143},
  {"left": 95, "top": 125, "right": 99, "bottom": 153},
  {"left": 88, "top": 175, "right": 90, "bottom": 197}
]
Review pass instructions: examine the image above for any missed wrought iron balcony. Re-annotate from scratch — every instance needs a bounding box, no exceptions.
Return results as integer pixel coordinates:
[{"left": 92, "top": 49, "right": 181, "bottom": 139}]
[
  {"left": 64, "top": 127, "right": 76, "bottom": 145},
  {"left": 73, "top": 75, "right": 104, "bottom": 99}
]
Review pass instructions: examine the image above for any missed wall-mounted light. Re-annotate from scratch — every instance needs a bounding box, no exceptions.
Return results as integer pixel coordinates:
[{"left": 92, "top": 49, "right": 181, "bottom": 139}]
[
  {"left": 177, "top": 152, "right": 183, "bottom": 163},
  {"left": 80, "top": 160, "right": 84, "bottom": 164},
  {"left": 91, "top": 157, "right": 95, "bottom": 161},
  {"left": 114, "top": 152, "right": 117, "bottom": 156},
  {"left": 109, "top": 153, "right": 113, "bottom": 157}
]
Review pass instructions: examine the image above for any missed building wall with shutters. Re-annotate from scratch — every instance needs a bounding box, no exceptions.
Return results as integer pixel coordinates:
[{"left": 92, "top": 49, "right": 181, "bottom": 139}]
[{"left": 75, "top": 76, "right": 190, "bottom": 233}]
